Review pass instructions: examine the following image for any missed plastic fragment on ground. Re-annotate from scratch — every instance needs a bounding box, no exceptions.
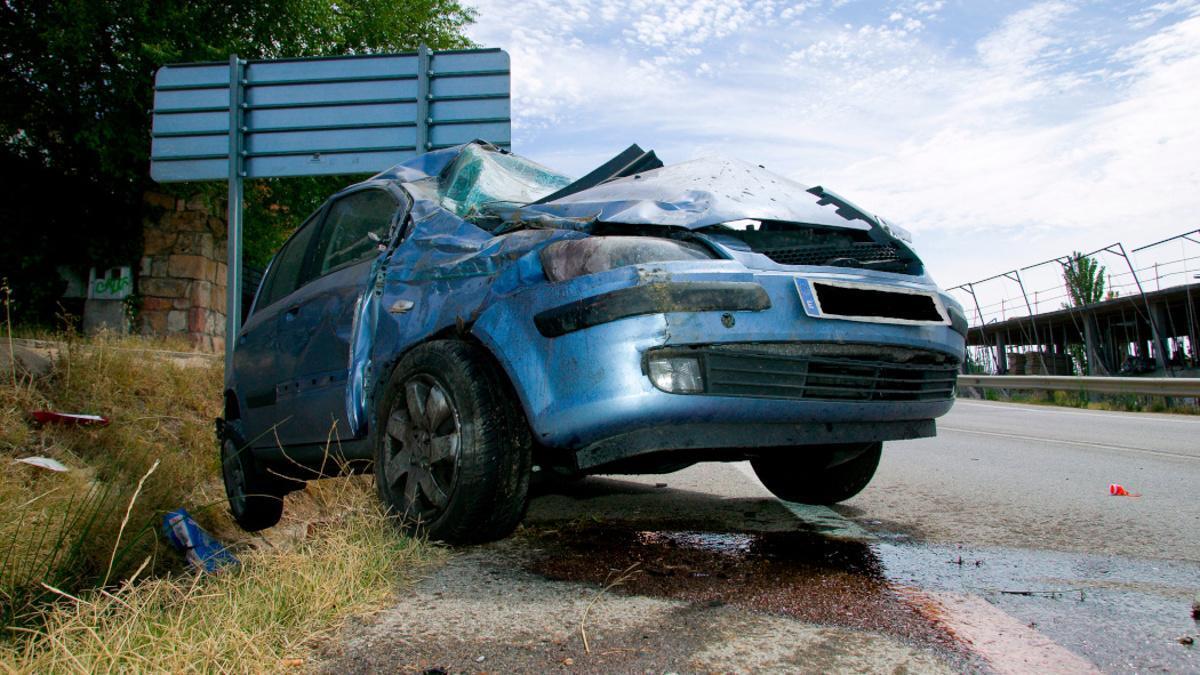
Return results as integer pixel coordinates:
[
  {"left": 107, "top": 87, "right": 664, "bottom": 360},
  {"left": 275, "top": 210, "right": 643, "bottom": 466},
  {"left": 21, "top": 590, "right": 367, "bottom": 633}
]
[
  {"left": 12, "top": 456, "right": 69, "bottom": 472},
  {"left": 1108, "top": 483, "right": 1141, "bottom": 497},
  {"left": 162, "top": 508, "right": 238, "bottom": 572},
  {"left": 30, "top": 410, "right": 110, "bottom": 427}
]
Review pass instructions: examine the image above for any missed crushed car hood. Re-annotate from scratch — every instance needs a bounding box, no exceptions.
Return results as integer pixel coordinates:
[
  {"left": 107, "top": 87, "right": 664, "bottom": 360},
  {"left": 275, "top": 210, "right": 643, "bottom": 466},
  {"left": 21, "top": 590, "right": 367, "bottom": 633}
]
[
  {"left": 372, "top": 143, "right": 873, "bottom": 233},
  {"left": 520, "top": 156, "right": 871, "bottom": 231}
]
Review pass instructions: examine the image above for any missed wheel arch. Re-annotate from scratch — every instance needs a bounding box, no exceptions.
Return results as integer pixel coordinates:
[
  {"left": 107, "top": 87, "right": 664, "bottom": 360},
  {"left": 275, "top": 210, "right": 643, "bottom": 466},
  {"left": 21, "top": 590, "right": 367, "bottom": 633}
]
[
  {"left": 223, "top": 389, "right": 242, "bottom": 422},
  {"left": 370, "top": 328, "right": 534, "bottom": 444}
]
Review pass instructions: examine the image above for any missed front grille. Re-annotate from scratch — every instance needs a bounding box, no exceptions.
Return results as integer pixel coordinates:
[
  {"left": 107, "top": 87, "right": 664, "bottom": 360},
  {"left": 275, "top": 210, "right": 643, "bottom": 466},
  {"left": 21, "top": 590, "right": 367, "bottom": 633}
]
[
  {"left": 694, "top": 348, "right": 958, "bottom": 402},
  {"left": 759, "top": 242, "right": 903, "bottom": 268}
]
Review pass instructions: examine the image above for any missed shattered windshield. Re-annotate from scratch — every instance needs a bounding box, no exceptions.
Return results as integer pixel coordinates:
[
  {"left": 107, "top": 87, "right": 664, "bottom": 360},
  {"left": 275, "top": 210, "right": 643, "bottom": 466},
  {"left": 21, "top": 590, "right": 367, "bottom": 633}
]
[{"left": 438, "top": 144, "right": 572, "bottom": 220}]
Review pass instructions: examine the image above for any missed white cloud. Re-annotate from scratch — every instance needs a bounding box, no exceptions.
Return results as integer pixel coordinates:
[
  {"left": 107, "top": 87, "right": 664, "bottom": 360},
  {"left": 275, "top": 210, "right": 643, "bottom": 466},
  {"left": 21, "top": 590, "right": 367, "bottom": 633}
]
[
  {"left": 464, "top": 1, "right": 1200, "bottom": 287},
  {"left": 1129, "top": 0, "right": 1200, "bottom": 28}
]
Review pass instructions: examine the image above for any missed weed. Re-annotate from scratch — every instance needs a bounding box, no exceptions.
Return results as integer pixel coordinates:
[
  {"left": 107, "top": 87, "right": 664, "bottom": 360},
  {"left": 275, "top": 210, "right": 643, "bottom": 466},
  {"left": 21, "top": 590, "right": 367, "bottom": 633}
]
[{"left": 960, "top": 388, "right": 1198, "bottom": 415}]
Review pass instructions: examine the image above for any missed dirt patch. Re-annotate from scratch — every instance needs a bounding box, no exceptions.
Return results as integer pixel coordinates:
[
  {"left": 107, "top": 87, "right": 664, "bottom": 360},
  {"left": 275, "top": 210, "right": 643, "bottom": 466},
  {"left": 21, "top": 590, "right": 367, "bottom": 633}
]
[{"left": 526, "top": 521, "right": 967, "bottom": 658}]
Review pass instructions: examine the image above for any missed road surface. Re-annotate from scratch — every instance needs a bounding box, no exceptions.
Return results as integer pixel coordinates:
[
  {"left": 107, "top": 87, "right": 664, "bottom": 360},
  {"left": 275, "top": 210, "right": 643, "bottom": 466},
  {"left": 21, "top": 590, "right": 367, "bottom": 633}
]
[
  {"left": 320, "top": 400, "right": 1200, "bottom": 673},
  {"left": 869, "top": 399, "right": 1200, "bottom": 561}
]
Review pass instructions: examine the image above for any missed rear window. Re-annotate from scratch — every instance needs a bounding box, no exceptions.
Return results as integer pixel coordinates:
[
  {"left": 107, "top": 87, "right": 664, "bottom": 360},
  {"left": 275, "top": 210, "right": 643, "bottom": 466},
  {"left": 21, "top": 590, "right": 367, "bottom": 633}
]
[
  {"left": 258, "top": 212, "right": 321, "bottom": 309},
  {"left": 314, "top": 190, "right": 398, "bottom": 275}
]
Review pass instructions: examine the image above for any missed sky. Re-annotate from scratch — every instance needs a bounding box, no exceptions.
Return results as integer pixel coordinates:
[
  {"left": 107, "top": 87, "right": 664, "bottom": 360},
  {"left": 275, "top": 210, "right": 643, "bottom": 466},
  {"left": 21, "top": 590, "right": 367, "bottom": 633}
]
[{"left": 463, "top": 0, "right": 1200, "bottom": 302}]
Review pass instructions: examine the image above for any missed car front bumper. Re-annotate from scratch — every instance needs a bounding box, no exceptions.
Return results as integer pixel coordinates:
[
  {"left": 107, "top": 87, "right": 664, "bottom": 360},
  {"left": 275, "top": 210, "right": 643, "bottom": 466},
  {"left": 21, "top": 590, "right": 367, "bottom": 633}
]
[{"left": 471, "top": 262, "right": 966, "bottom": 471}]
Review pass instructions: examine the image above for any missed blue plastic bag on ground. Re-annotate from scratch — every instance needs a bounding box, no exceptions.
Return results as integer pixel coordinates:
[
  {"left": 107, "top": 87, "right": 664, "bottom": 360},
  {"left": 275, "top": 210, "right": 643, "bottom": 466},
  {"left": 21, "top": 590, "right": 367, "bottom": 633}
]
[{"left": 162, "top": 508, "right": 238, "bottom": 572}]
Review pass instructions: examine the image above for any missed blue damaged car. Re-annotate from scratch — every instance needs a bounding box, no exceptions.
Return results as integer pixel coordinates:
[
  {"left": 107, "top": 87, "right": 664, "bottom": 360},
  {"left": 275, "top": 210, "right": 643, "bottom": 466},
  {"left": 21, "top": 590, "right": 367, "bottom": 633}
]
[{"left": 218, "top": 141, "right": 967, "bottom": 542}]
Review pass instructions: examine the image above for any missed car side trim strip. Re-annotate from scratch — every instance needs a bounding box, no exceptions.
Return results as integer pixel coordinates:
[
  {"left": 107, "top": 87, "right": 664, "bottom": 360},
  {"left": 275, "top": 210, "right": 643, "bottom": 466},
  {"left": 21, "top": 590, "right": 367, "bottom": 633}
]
[{"left": 533, "top": 281, "right": 772, "bottom": 338}]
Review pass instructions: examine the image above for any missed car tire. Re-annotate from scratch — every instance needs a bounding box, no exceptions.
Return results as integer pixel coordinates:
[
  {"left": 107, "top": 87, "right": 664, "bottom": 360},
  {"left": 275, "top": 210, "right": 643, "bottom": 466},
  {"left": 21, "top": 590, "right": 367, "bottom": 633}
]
[
  {"left": 220, "top": 419, "right": 287, "bottom": 532},
  {"left": 750, "top": 442, "right": 883, "bottom": 504},
  {"left": 375, "top": 340, "right": 532, "bottom": 544}
]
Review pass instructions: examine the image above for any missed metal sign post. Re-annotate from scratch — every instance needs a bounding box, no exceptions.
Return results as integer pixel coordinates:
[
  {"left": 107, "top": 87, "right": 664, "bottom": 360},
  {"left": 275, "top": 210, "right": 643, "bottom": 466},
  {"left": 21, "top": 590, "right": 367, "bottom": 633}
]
[
  {"left": 225, "top": 55, "right": 246, "bottom": 372},
  {"left": 149, "top": 47, "right": 512, "bottom": 372}
]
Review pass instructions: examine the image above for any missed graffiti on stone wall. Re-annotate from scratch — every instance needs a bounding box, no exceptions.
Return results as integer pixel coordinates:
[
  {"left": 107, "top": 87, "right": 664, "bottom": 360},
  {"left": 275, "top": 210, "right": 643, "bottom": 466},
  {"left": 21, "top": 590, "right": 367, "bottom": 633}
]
[{"left": 88, "top": 266, "right": 132, "bottom": 300}]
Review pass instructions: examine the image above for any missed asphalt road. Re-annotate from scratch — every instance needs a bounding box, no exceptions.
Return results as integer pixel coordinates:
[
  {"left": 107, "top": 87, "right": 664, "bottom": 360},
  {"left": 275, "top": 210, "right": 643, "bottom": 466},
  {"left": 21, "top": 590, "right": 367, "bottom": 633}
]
[
  {"left": 322, "top": 400, "right": 1200, "bottom": 673},
  {"left": 851, "top": 398, "right": 1200, "bottom": 562},
  {"left": 838, "top": 399, "right": 1200, "bottom": 672}
]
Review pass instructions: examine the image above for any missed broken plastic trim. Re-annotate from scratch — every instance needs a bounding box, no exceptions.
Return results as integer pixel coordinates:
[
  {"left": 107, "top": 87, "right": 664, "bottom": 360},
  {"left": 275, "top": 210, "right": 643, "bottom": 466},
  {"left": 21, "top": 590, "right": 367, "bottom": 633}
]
[
  {"left": 533, "top": 282, "right": 771, "bottom": 338},
  {"left": 532, "top": 143, "right": 663, "bottom": 204}
]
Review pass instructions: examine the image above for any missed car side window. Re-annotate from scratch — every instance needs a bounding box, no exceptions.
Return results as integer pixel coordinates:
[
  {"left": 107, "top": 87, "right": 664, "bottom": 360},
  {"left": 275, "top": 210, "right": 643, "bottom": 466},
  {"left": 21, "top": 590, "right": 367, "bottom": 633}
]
[
  {"left": 257, "top": 210, "right": 322, "bottom": 310},
  {"left": 314, "top": 190, "right": 399, "bottom": 276}
]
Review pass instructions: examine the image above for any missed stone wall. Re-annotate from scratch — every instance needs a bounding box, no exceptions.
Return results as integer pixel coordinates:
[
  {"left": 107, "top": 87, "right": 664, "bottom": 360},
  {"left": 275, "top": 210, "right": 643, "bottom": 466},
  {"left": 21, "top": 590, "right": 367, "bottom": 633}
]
[{"left": 139, "top": 191, "right": 227, "bottom": 352}]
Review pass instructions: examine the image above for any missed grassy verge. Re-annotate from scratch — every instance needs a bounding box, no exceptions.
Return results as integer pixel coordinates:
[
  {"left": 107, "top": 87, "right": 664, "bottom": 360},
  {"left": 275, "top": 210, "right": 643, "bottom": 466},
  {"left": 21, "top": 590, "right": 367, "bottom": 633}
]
[
  {"left": 1, "top": 482, "right": 434, "bottom": 673},
  {"left": 1, "top": 332, "right": 224, "bottom": 621},
  {"left": 2, "top": 331, "right": 440, "bottom": 671}
]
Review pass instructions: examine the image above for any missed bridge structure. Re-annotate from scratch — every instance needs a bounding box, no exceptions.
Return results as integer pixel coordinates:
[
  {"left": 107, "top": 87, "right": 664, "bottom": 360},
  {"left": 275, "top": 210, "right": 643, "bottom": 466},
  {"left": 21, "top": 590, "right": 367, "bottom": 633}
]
[{"left": 948, "top": 229, "right": 1200, "bottom": 378}]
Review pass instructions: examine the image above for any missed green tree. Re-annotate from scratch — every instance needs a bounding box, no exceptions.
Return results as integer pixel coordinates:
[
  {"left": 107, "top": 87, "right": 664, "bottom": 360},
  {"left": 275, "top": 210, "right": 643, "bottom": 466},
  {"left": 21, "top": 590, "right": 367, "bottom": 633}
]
[
  {"left": 1062, "top": 252, "right": 1106, "bottom": 307},
  {"left": 0, "top": 0, "right": 475, "bottom": 323}
]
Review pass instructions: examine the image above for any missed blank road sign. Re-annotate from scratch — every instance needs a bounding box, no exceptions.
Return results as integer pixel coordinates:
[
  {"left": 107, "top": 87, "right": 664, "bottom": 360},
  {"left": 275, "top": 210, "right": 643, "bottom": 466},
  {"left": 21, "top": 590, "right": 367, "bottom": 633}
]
[{"left": 150, "top": 48, "right": 511, "bottom": 182}]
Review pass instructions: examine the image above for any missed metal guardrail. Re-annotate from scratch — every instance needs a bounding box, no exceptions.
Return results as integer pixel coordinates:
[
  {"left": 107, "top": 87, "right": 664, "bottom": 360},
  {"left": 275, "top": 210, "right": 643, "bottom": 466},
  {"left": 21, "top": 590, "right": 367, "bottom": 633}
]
[{"left": 959, "top": 375, "right": 1200, "bottom": 397}]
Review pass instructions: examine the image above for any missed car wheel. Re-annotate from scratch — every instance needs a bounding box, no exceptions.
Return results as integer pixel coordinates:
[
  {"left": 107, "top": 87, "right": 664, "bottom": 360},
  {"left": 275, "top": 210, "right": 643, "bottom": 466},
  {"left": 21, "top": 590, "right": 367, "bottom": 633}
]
[
  {"left": 220, "top": 420, "right": 286, "bottom": 531},
  {"left": 750, "top": 442, "right": 882, "bottom": 504},
  {"left": 375, "top": 340, "right": 532, "bottom": 544}
]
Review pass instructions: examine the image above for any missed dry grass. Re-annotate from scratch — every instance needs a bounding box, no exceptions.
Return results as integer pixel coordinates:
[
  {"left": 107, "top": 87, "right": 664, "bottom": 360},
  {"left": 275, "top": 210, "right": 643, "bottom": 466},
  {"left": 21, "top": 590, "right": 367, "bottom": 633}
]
[
  {"left": 0, "top": 481, "right": 438, "bottom": 673},
  {"left": 1, "top": 332, "right": 223, "bottom": 622},
  {"left": 2, "top": 330, "right": 441, "bottom": 672}
]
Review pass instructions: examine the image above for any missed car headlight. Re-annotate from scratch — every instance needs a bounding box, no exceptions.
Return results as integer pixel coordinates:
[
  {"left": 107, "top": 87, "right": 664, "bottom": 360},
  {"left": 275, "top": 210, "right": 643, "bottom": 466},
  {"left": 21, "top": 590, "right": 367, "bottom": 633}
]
[{"left": 540, "top": 236, "right": 714, "bottom": 282}]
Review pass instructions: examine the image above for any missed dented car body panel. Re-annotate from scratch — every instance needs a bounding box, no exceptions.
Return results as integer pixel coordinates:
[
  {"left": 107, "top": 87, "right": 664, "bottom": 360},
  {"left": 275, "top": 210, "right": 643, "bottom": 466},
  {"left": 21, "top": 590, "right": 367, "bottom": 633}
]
[{"left": 228, "top": 142, "right": 966, "bottom": 477}]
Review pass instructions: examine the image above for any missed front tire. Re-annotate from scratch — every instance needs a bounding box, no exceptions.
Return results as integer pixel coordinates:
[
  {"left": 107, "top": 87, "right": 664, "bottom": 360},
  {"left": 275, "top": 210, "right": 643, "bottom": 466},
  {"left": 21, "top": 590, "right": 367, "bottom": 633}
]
[
  {"left": 375, "top": 340, "right": 532, "bottom": 544},
  {"left": 750, "top": 442, "right": 882, "bottom": 504}
]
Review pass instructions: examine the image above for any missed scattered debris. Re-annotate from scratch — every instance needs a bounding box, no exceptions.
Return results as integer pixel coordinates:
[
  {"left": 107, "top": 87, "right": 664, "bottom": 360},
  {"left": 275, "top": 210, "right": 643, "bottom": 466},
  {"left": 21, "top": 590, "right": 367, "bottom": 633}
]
[
  {"left": 561, "top": 657, "right": 575, "bottom": 666},
  {"left": 1192, "top": 592, "right": 1200, "bottom": 620},
  {"left": 655, "top": 482, "right": 668, "bottom": 488},
  {"left": 1109, "top": 483, "right": 1141, "bottom": 497},
  {"left": 1179, "top": 635, "right": 1194, "bottom": 646},
  {"left": 998, "top": 589, "right": 1086, "bottom": 602},
  {"left": 474, "top": 656, "right": 485, "bottom": 663},
  {"left": 162, "top": 508, "right": 239, "bottom": 572},
  {"left": 29, "top": 410, "right": 110, "bottom": 427},
  {"left": 12, "top": 456, "right": 69, "bottom": 472},
  {"left": 280, "top": 658, "right": 304, "bottom": 667}
]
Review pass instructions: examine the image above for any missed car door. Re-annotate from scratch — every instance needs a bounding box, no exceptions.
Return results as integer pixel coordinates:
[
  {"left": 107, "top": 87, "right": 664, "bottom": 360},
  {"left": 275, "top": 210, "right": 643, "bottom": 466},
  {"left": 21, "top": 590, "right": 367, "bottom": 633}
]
[
  {"left": 234, "top": 209, "right": 325, "bottom": 446},
  {"left": 272, "top": 186, "right": 405, "bottom": 447}
]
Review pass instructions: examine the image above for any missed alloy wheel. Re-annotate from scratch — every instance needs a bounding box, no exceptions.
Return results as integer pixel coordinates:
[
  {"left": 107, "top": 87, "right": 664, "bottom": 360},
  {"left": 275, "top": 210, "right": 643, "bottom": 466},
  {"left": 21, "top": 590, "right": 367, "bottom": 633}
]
[{"left": 382, "top": 375, "right": 462, "bottom": 521}]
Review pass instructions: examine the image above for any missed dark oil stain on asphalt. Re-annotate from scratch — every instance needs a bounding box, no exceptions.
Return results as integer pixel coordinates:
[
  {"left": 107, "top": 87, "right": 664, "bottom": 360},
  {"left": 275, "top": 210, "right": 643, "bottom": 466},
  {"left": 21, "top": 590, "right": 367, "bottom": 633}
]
[{"left": 526, "top": 522, "right": 965, "bottom": 656}]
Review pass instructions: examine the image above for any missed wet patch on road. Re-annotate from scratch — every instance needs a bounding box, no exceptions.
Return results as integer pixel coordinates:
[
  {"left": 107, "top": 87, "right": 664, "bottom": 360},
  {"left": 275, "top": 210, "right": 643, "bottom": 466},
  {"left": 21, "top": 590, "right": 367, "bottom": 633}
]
[
  {"left": 525, "top": 521, "right": 972, "bottom": 663},
  {"left": 318, "top": 537, "right": 958, "bottom": 674}
]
